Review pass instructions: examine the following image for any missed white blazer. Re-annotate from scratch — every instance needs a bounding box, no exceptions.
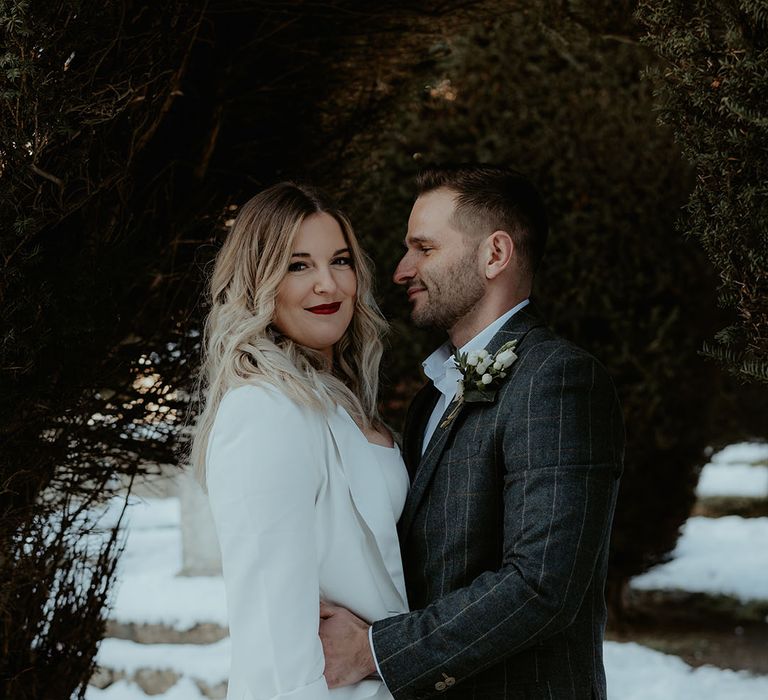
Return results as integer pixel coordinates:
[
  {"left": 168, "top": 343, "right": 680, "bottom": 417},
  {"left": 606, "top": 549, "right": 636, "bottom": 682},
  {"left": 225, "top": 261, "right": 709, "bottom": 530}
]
[{"left": 206, "top": 383, "right": 409, "bottom": 700}]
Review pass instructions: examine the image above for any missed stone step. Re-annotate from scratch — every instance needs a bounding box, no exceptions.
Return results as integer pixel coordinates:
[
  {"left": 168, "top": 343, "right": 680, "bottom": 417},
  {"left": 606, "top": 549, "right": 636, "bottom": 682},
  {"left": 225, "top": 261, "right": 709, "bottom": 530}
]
[
  {"left": 693, "top": 497, "right": 768, "bottom": 518},
  {"left": 696, "top": 459, "right": 768, "bottom": 507},
  {"left": 91, "top": 637, "right": 229, "bottom": 699},
  {"left": 106, "top": 619, "right": 228, "bottom": 645},
  {"left": 628, "top": 515, "right": 768, "bottom": 625},
  {"left": 625, "top": 588, "right": 768, "bottom": 626}
]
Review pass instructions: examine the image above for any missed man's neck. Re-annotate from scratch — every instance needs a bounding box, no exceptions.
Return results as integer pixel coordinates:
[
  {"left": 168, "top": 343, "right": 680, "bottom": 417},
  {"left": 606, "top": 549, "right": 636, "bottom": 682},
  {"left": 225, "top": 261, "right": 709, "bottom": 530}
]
[{"left": 448, "top": 294, "right": 529, "bottom": 348}]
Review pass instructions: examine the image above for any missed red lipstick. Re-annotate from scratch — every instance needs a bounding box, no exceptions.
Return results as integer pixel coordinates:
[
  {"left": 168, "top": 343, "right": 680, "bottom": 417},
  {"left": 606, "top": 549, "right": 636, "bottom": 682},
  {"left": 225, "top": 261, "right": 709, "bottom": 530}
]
[{"left": 306, "top": 302, "right": 342, "bottom": 314}]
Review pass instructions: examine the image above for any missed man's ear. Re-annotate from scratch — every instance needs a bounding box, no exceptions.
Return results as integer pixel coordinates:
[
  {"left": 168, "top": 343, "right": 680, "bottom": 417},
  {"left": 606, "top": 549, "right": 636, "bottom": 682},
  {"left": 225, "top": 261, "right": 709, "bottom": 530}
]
[{"left": 484, "top": 230, "right": 514, "bottom": 280}]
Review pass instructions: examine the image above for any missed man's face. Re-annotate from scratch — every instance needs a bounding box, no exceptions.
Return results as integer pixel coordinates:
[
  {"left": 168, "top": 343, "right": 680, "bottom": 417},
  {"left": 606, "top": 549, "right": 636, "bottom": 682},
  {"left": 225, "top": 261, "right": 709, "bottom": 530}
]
[{"left": 393, "top": 188, "right": 485, "bottom": 331}]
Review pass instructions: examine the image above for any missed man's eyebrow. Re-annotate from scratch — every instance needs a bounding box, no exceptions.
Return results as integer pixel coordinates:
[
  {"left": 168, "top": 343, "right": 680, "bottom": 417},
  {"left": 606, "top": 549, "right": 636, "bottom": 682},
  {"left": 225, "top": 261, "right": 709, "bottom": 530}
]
[
  {"left": 404, "top": 236, "right": 435, "bottom": 247},
  {"left": 290, "top": 247, "right": 350, "bottom": 257}
]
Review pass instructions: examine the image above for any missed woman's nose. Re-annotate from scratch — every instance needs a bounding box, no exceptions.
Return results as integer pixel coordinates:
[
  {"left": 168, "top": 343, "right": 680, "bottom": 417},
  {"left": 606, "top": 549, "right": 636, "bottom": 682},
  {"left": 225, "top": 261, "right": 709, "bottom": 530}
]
[{"left": 313, "top": 266, "right": 338, "bottom": 294}]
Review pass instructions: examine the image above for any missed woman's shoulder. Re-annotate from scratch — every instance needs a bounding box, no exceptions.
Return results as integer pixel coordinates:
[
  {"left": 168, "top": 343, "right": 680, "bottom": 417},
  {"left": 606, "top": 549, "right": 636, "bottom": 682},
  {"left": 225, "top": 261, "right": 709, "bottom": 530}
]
[
  {"left": 206, "top": 383, "right": 328, "bottom": 497},
  {"left": 220, "top": 381, "right": 287, "bottom": 409},
  {"left": 218, "top": 381, "right": 315, "bottom": 423}
]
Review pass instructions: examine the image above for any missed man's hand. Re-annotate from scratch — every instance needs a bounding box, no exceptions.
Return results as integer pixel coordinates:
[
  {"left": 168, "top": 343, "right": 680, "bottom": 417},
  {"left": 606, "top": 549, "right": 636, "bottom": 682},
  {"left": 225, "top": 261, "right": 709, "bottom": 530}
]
[{"left": 319, "top": 602, "right": 376, "bottom": 688}]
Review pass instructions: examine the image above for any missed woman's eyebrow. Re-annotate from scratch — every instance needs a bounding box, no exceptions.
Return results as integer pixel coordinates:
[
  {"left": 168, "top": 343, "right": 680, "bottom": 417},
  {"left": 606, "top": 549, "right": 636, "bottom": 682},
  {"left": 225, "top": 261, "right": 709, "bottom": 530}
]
[{"left": 291, "top": 248, "right": 350, "bottom": 257}]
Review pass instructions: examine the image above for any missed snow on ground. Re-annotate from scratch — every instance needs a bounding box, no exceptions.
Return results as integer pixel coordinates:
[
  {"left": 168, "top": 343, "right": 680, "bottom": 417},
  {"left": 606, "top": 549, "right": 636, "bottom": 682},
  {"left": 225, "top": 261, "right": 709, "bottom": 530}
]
[
  {"left": 87, "top": 641, "right": 768, "bottom": 700},
  {"left": 697, "top": 442, "right": 768, "bottom": 499},
  {"left": 108, "top": 496, "right": 227, "bottom": 629},
  {"left": 697, "top": 463, "right": 768, "bottom": 499},
  {"left": 631, "top": 516, "right": 768, "bottom": 603},
  {"left": 87, "top": 677, "right": 208, "bottom": 700},
  {"left": 96, "top": 637, "right": 229, "bottom": 686},
  {"left": 604, "top": 642, "right": 768, "bottom": 700},
  {"left": 708, "top": 442, "right": 768, "bottom": 466},
  {"left": 98, "top": 493, "right": 181, "bottom": 532},
  {"left": 90, "top": 485, "right": 768, "bottom": 699}
]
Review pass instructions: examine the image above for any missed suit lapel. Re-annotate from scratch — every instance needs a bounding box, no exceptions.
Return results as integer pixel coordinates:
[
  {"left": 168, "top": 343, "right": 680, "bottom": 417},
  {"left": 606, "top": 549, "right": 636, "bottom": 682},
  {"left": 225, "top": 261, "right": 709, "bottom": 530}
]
[
  {"left": 401, "top": 382, "right": 440, "bottom": 481},
  {"left": 399, "top": 301, "right": 547, "bottom": 540},
  {"left": 398, "top": 394, "right": 467, "bottom": 538}
]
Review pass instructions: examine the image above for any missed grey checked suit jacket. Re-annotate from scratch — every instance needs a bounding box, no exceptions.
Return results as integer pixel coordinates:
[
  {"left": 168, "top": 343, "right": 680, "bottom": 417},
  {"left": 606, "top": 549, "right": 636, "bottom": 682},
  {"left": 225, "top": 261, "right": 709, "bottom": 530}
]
[{"left": 371, "top": 302, "right": 624, "bottom": 700}]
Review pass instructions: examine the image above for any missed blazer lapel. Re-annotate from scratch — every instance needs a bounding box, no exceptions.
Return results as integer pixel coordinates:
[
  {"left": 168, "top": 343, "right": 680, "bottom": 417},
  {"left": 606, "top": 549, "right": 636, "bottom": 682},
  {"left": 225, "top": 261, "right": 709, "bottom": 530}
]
[
  {"left": 399, "top": 301, "right": 547, "bottom": 541},
  {"left": 327, "top": 406, "right": 408, "bottom": 610},
  {"left": 398, "top": 395, "right": 467, "bottom": 539}
]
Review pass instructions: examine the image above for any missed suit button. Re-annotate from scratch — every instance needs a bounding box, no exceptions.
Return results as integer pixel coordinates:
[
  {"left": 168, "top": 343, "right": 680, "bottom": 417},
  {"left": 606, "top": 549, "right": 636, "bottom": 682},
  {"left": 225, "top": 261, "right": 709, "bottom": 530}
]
[
  {"left": 435, "top": 681, "right": 446, "bottom": 691},
  {"left": 445, "top": 676, "right": 456, "bottom": 687}
]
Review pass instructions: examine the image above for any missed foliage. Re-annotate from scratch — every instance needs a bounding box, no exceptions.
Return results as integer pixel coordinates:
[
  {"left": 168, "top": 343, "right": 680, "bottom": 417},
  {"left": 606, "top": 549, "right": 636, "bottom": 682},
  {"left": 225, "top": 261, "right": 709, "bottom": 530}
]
[
  {"left": 638, "top": 0, "right": 768, "bottom": 383},
  {"left": 0, "top": 1, "right": 505, "bottom": 695},
  {"left": 338, "top": 2, "right": 738, "bottom": 609},
  {"left": 0, "top": 1, "right": 205, "bottom": 696},
  {"left": 3, "top": 2, "right": 766, "bottom": 692}
]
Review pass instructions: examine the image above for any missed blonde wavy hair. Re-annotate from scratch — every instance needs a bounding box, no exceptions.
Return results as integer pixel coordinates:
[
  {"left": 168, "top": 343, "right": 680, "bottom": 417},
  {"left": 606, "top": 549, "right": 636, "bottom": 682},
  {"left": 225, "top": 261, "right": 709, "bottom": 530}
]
[{"left": 190, "top": 182, "right": 387, "bottom": 486}]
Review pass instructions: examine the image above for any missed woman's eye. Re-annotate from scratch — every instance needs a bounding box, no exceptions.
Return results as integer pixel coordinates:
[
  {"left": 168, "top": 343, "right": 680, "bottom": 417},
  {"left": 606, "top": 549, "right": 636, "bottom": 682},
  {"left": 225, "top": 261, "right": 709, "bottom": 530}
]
[
  {"left": 288, "top": 261, "right": 307, "bottom": 272},
  {"left": 333, "top": 256, "right": 353, "bottom": 267}
]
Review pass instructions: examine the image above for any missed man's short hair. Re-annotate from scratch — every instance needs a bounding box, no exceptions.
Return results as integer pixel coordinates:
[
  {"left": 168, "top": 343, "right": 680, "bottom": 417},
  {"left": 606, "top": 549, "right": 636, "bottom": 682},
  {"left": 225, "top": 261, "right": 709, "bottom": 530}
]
[{"left": 416, "top": 164, "right": 549, "bottom": 276}]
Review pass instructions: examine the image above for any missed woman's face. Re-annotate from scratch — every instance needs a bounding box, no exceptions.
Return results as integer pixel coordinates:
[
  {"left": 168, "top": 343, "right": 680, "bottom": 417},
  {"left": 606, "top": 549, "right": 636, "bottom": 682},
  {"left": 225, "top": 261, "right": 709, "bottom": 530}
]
[{"left": 273, "top": 212, "right": 357, "bottom": 360}]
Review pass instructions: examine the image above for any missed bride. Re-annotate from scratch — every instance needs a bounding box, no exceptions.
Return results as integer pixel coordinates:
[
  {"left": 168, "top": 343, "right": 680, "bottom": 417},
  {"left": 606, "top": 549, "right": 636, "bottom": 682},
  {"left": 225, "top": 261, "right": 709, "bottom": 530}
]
[{"left": 190, "top": 182, "right": 409, "bottom": 699}]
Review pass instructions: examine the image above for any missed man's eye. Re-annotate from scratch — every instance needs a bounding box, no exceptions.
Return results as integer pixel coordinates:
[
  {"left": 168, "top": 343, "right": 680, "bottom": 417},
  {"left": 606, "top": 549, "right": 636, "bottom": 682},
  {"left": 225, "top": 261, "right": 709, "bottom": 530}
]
[
  {"left": 288, "top": 261, "right": 307, "bottom": 272},
  {"left": 333, "top": 257, "right": 353, "bottom": 267},
  {"left": 420, "top": 247, "right": 433, "bottom": 254}
]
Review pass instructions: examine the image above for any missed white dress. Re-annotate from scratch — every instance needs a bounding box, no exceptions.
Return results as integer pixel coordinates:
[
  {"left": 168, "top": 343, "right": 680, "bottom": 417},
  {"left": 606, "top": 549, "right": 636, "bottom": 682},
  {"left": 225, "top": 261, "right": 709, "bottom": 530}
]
[{"left": 206, "top": 384, "right": 410, "bottom": 700}]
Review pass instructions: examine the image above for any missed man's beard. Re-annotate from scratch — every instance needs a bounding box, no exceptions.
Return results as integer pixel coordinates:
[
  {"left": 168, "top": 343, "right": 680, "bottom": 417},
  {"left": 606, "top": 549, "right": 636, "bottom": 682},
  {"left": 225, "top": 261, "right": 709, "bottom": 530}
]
[{"left": 412, "top": 247, "right": 485, "bottom": 331}]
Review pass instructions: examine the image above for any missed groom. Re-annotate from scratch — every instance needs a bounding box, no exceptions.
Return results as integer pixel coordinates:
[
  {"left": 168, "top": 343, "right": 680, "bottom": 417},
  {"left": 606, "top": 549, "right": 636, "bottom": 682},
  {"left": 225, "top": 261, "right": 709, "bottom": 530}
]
[{"left": 320, "top": 164, "right": 624, "bottom": 699}]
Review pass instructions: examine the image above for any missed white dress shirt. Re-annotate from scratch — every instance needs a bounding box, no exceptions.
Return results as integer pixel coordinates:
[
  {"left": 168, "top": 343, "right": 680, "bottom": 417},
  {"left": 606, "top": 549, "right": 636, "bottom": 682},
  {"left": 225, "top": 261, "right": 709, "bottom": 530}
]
[{"left": 421, "top": 299, "right": 530, "bottom": 453}]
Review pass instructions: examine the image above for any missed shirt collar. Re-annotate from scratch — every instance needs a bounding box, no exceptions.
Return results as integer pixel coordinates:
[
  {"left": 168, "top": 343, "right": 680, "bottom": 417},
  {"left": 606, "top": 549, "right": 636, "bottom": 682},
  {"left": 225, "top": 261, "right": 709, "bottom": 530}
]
[{"left": 422, "top": 299, "right": 530, "bottom": 399}]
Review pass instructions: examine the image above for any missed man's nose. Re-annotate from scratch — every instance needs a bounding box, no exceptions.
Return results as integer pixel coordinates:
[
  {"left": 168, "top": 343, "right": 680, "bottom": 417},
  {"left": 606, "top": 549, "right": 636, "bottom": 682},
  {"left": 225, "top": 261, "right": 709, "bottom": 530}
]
[{"left": 393, "top": 254, "right": 415, "bottom": 285}]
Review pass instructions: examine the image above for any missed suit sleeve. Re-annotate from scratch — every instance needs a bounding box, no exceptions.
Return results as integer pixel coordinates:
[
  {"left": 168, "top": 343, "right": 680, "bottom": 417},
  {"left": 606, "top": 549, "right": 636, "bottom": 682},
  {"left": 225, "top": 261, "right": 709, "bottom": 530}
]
[
  {"left": 371, "top": 348, "right": 624, "bottom": 698},
  {"left": 206, "top": 385, "right": 331, "bottom": 700}
]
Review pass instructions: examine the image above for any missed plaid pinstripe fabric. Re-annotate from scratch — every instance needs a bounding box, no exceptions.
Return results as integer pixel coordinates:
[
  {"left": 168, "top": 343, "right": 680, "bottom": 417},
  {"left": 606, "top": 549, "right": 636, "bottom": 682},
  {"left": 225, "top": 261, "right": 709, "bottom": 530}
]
[{"left": 372, "top": 303, "right": 624, "bottom": 700}]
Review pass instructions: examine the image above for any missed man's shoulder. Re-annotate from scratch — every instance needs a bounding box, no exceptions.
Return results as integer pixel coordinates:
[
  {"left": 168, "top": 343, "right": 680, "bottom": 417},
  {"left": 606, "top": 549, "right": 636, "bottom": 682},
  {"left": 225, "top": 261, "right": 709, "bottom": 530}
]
[
  {"left": 508, "top": 325, "right": 615, "bottom": 392},
  {"left": 507, "top": 304, "right": 600, "bottom": 363},
  {"left": 518, "top": 325, "right": 594, "bottom": 364}
]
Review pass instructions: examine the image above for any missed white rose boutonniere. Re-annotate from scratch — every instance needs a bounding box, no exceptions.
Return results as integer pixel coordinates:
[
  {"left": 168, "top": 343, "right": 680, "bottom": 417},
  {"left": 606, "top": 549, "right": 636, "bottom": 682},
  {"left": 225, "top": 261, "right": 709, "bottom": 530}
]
[{"left": 440, "top": 340, "right": 519, "bottom": 428}]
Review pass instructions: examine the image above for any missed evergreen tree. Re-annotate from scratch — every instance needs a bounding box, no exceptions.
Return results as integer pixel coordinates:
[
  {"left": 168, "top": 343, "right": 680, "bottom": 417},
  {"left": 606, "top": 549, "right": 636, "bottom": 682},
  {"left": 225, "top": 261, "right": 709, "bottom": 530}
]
[
  {"left": 338, "top": 3, "right": 731, "bottom": 612},
  {"left": 0, "top": 1, "right": 504, "bottom": 695},
  {"left": 638, "top": 0, "right": 768, "bottom": 383},
  {"left": 1, "top": 3, "right": 205, "bottom": 696}
]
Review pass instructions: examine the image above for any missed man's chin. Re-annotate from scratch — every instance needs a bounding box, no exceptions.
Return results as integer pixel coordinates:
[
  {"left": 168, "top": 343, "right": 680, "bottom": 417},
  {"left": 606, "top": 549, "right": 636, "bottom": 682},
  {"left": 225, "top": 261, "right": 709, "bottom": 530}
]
[
  {"left": 411, "top": 308, "right": 440, "bottom": 329},
  {"left": 410, "top": 310, "right": 429, "bottom": 328}
]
